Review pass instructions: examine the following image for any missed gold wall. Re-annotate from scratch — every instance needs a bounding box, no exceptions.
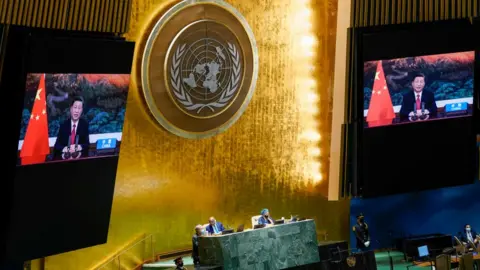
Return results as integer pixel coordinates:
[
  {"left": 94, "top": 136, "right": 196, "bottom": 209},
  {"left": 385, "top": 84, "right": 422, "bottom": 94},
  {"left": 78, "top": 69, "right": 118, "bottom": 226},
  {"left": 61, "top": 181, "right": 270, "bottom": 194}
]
[{"left": 40, "top": 0, "right": 348, "bottom": 269}]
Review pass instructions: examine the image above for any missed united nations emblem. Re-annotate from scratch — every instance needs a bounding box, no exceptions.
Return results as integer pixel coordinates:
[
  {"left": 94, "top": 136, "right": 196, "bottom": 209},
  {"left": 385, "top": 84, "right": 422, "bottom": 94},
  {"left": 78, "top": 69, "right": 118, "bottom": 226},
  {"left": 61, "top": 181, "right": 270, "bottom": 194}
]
[
  {"left": 141, "top": 0, "right": 258, "bottom": 138},
  {"left": 346, "top": 256, "right": 356, "bottom": 267},
  {"left": 168, "top": 22, "right": 242, "bottom": 118}
]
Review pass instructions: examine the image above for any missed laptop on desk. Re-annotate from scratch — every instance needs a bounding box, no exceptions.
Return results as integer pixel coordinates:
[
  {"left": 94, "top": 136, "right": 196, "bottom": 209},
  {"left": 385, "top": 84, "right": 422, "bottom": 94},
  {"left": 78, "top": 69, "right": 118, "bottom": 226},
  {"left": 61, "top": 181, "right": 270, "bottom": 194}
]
[
  {"left": 274, "top": 219, "right": 285, "bottom": 225},
  {"left": 416, "top": 245, "right": 431, "bottom": 262},
  {"left": 222, "top": 229, "right": 234, "bottom": 235},
  {"left": 254, "top": 224, "right": 266, "bottom": 229}
]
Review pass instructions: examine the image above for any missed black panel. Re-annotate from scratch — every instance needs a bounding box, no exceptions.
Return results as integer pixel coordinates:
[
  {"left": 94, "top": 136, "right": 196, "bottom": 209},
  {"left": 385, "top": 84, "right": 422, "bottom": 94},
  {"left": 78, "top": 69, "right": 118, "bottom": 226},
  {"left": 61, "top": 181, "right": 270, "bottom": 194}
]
[
  {"left": 473, "top": 17, "right": 480, "bottom": 134},
  {"left": 8, "top": 157, "right": 119, "bottom": 261},
  {"left": 349, "top": 19, "right": 477, "bottom": 198},
  {"left": 0, "top": 26, "right": 134, "bottom": 262},
  {"left": 362, "top": 117, "right": 476, "bottom": 197},
  {"left": 0, "top": 26, "right": 31, "bottom": 266},
  {"left": 361, "top": 20, "right": 473, "bottom": 62}
]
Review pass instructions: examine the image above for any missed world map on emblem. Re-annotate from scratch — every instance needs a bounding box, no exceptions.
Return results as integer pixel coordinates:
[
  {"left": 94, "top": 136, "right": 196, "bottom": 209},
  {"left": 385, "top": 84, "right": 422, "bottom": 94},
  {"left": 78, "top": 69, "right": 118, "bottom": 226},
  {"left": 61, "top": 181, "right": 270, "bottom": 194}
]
[
  {"left": 169, "top": 28, "right": 242, "bottom": 118},
  {"left": 141, "top": 0, "right": 258, "bottom": 138}
]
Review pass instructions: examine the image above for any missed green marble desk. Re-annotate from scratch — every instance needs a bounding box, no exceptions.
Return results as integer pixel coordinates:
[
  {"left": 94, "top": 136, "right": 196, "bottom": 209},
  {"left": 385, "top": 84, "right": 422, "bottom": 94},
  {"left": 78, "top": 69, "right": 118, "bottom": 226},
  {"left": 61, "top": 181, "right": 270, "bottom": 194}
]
[{"left": 198, "top": 219, "right": 320, "bottom": 270}]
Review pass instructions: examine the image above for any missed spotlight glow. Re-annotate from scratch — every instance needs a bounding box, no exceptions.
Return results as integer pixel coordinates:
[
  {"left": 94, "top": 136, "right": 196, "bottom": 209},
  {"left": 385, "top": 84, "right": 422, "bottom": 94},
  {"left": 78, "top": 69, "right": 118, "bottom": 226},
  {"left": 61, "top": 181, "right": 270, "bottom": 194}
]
[
  {"left": 308, "top": 148, "right": 321, "bottom": 156},
  {"left": 301, "top": 36, "right": 316, "bottom": 47},
  {"left": 292, "top": 0, "right": 322, "bottom": 184}
]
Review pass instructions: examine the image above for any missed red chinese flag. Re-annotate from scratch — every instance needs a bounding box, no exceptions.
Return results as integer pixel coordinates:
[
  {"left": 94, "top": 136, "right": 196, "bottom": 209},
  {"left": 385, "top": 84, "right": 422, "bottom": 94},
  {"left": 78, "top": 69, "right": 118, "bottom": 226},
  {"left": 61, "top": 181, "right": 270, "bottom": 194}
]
[
  {"left": 366, "top": 61, "right": 395, "bottom": 127},
  {"left": 20, "top": 74, "right": 50, "bottom": 165}
]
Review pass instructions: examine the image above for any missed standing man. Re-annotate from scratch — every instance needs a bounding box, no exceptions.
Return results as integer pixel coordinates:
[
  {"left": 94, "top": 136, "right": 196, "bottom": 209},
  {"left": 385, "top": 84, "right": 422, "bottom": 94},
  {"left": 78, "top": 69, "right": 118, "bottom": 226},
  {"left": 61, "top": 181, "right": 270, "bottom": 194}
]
[
  {"left": 353, "top": 213, "right": 371, "bottom": 252},
  {"left": 399, "top": 72, "right": 437, "bottom": 122},
  {"left": 205, "top": 217, "right": 225, "bottom": 235},
  {"left": 192, "top": 225, "right": 203, "bottom": 265}
]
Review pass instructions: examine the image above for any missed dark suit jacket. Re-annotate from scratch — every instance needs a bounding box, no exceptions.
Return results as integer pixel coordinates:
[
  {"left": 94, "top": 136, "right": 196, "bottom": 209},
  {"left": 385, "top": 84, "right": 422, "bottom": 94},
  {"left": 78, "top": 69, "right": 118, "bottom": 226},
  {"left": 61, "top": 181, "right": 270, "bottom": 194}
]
[
  {"left": 460, "top": 229, "right": 478, "bottom": 243},
  {"left": 192, "top": 234, "right": 200, "bottom": 264},
  {"left": 205, "top": 222, "right": 225, "bottom": 234},
  {"left": 353, "top": 222, "right": 370, "bottom": 249},
  {"left": 53, "top": 118, "right": 90, "bottom": 159},
  {"left": 399, "top": 90, "right": 437, "bottom": 122}
]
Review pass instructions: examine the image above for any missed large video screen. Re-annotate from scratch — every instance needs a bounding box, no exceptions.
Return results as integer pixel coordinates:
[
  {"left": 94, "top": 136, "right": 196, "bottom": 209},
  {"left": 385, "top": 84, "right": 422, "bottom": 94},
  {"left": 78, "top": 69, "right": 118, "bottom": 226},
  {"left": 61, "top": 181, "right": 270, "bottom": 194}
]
[
  {"left": 18, "top": 73, "right": 130, "bottom": 165},
  {"left": 363, "top": 51, "right": 474, "bottom": 128}
]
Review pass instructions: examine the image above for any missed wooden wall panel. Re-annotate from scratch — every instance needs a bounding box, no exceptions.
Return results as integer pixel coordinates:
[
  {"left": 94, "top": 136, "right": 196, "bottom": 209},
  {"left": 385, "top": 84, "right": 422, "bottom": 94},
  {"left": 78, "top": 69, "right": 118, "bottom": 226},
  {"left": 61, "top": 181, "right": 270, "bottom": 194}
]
[
  {"left": 351, "top": 0, "right": 480, "bottom": 27},
  {"left": 0, "top": 0, "right": 132, "bottom": 33}
]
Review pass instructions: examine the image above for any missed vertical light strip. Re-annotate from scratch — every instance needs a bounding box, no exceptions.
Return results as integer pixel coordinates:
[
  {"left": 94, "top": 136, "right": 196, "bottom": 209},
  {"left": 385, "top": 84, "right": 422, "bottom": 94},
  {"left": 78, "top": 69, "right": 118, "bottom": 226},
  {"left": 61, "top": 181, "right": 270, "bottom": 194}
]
[{"left": 292, "top": 0, "right": 322, "bottom": 184}]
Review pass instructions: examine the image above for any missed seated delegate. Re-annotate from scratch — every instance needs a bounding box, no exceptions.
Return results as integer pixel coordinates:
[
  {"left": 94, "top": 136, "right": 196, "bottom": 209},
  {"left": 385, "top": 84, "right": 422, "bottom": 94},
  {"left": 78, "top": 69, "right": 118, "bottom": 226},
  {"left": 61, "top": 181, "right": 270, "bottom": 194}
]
[
  {"left": 205, "top": 217, "right": 225, "bottom": 235},
  {"left": 460, "top": 224, "right": 479, "bottom": 249},
  {"left": 258, "top": 208, "right": 275, "bottom": 226}
]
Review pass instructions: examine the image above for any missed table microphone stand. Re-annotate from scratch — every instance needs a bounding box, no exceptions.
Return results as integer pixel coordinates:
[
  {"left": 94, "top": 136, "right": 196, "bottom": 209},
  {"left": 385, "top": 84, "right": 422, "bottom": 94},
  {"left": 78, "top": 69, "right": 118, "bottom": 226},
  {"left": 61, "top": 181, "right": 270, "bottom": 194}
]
[
  {"left": 64, "top": 138, "right": 72, "bottom": 159},
  {"left": 419, "top": 102, "right": 427, "bottom": 120},
  {"left": 411, "top": 102, "right": 419, "bottom": 121},
  {"left": 71, "top": 135, "right": 80, "bottom": 159}
]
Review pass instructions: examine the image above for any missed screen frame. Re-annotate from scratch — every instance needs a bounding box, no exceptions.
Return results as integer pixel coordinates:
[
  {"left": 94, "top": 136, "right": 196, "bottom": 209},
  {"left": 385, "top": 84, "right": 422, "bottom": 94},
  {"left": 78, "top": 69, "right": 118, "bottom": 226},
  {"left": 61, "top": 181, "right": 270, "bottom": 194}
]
[
  {"left": 1, "top": 26, "right": 134, "bottom": 262},
  {"left": 349, "top": 19, "right": 477, "bottom": 198}
]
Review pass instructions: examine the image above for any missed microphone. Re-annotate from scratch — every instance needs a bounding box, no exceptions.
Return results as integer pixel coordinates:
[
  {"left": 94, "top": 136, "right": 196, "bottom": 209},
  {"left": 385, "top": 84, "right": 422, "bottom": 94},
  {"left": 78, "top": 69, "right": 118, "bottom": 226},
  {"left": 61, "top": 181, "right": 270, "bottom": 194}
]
[
  {"left": 336, "top": 246, "right": 344, "bottom": 261},
  {"left": 72, "top": 135, "right": 80, "bottom": 158},
  {"left": 411, "top": 102, "right": 418, "bottom": 121},
  {"left": 419, "top": 102, "right": 426, "bottom": 120},
  {"left": 64, "top": 134, "right": 72, "bottom": 159}
]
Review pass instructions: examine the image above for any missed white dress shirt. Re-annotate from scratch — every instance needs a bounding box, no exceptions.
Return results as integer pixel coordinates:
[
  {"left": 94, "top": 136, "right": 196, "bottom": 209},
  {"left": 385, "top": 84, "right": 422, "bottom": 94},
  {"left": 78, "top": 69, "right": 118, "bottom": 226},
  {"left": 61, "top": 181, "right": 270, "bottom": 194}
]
[
  {"left": 467, "top": 231, "right": 474, "bottom": 242},
  {"left": 71, "top": 120, "right": 79, "bottom": 133},
  {"left": 414, "top": 91, "right": 422, "bottom": 102}
]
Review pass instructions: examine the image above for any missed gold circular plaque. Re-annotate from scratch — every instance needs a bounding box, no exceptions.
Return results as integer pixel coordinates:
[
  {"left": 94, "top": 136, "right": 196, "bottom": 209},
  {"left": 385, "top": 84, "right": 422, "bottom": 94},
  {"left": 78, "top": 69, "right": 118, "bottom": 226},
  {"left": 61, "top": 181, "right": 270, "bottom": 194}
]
[{"left": 141, "top": 0, "right": 258, "bottom": 139}]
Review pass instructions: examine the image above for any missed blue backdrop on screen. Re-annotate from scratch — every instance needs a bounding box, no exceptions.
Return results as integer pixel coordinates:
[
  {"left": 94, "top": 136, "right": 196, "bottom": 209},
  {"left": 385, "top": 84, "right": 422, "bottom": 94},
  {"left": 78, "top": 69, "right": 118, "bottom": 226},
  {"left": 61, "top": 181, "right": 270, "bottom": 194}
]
[{"left": 350, "top": 181, "right": 480, "bottom": 250}]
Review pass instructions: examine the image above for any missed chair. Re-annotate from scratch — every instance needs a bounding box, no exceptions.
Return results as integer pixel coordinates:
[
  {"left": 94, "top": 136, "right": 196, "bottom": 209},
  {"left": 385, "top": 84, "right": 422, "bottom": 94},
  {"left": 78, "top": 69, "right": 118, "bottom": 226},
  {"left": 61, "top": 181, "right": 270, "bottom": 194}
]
[
  {"left": 435, "top": 254, "right": 451, "bottom": 270},
  {"left": 468, "top": 240, "right": 477, "bottom": 252},
  {"left": 454, "top": 236, "right": 466, "bottom": 254},
  {"left": 459, "top": 253, "right": 474, "bottom": 270},
  {"left": 251, "top": 215, "right": 261, "bottom": 228}
]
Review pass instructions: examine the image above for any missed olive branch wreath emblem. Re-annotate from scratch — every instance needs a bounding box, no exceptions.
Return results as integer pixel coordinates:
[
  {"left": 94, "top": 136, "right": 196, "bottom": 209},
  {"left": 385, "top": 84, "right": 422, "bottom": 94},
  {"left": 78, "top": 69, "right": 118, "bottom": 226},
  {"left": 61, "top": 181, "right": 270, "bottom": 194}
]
[{"left": 170, "top": 42, "right": 241, "bottom": 114}]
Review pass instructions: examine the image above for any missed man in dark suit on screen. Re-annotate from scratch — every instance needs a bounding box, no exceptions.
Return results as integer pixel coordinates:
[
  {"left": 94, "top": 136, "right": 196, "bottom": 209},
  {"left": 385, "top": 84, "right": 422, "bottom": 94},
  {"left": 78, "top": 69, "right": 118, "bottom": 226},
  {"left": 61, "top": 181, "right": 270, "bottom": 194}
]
[
  {"left": 53, "top": 96, "right": 90, "bottom": 160},
  {"left": 399, "top": 73, "right": 437, "bottom": 122}
]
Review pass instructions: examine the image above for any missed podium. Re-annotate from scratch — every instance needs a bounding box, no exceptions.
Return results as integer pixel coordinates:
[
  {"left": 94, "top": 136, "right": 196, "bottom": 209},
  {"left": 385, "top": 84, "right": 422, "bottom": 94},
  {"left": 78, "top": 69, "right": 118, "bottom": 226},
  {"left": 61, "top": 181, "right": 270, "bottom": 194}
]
[
  {"left": 198, "top": 220, "right": 320, "bottom": 269},
  {"left": 327, "top": 250, "right": 377, "bottom": 270}
]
